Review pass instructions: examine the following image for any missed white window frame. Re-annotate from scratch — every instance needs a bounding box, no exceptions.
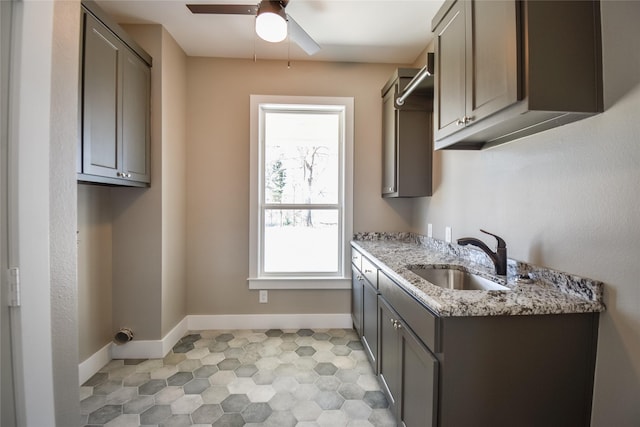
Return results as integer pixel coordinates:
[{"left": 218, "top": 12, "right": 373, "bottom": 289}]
[{"left": 249, "top": 95, "right": 353, "bottom": 290}]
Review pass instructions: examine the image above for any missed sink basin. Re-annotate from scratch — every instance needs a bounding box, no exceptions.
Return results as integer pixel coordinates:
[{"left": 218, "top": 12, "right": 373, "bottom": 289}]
[{"left": 409, "top": 266, "right": 510, "bottom": 291}]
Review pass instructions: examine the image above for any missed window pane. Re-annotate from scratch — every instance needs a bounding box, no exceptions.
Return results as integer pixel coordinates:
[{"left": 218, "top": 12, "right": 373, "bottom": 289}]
[
  {"left": 264, "top": 112, "right": 339, "bottom": 205},
  {"left": 264, "top": 209, "right": 339, "bottom": 273}
]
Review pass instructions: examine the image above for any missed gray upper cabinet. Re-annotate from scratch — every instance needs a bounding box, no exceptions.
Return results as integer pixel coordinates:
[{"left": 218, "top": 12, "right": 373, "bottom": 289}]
[
  {"left": 381, "top": 68, "right": 433, "bottom": 198},
  {"left": 121, "top": 50, "right": 151, "bottom": 183},
  {"left": 433, "top": 0, "right": 603, "bottom": 150},
  {"left": 79, "top": 4, "right": 151, "bottom": 187}
]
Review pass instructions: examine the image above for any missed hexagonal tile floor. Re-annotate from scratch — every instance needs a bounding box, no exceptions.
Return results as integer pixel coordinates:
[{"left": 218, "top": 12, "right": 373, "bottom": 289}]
[{"left": 80, "top": 329, "right": 396, "bottom": 426}]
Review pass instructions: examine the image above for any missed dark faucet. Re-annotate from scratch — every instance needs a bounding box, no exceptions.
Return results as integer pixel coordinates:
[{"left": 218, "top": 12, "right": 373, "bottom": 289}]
[{"left": 457, "top": 229, "right": 507, "bottom": 276}]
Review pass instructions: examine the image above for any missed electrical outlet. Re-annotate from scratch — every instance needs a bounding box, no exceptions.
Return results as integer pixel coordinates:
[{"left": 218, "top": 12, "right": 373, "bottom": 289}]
[
  {"left": 427, "top": 223, "right": 433, "bottom": 238},
  {"left": 445, "top": 226, "right": 452, "bottom": 243},
  {"left": 259, "top": 290, "right": 268, "bottom": 304}
]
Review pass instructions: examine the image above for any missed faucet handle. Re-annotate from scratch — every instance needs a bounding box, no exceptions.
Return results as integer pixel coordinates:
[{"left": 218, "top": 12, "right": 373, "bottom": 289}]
[{"left": 480, "top": 229, "right": 506, "bottom": 248}]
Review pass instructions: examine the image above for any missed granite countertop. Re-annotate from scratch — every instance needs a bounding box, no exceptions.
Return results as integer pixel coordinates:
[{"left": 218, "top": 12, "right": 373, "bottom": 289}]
[{"left": 352, "top": 232, "right": 605, "bottom": 317}]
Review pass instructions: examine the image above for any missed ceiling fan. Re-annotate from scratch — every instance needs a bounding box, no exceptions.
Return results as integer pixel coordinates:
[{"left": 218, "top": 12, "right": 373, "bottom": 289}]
[{"left": 186, "top": 1, "right": 321, "bottom": 56}]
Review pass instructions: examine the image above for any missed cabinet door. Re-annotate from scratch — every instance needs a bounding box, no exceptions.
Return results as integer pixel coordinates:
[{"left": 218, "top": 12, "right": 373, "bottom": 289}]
[
  {"left": 434, "top": 0, "right": 466, "bottom": 141},
  {"left": 122, "top": 50, "right": 151, "bottom": 183},
  {"left": 381, "top": 85, "right": 397, "bottom": 195},
  {"left": 361, "top": 280, "right": 378, "bottom": 372},
  {"left": 82, "top": 13, "right": 123, "bottom": 178},
  {"left": 466, "top": 0, "right": 518, "bottom": 124},
  {"left": 378, "top": 297, "right": 400, "bottom": 414},
  {"left": 351, "top": 267, "right": 364, "bottom": 336},
  {"left": 398, "top": 321, "right": 438, "bottom": 427}
]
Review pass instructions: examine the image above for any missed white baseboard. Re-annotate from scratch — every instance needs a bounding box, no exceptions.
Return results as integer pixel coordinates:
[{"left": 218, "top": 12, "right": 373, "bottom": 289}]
[
  {"left": 110, "top": 316, "right": 189, "bottom": 360},
  {"left": 79, "top": 342, "right": 112, "bottom": 386},
  {"left": 79, "top": 313, "right": 351, "bottom": 385},
  {"left": 187, "top": 313, "right": 352, "bottom": 331}
]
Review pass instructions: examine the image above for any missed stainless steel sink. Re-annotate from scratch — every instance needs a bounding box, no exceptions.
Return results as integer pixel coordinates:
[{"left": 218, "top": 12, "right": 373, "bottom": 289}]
[{"left": 409, "top": 266, "right": 510, "bottom": 291}]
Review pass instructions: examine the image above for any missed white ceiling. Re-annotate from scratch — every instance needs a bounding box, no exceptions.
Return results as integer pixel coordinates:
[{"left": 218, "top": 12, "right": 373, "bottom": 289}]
[{"left": 95, "top": 0, "right": 445, "bottom": 64}]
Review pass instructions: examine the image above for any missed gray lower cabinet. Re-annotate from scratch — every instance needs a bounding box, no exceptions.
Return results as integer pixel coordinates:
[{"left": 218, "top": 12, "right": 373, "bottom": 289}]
[
  {"left": 352, "top": 248, "right": 379, "bottom": 371},
  {"left": 353, "top": 245, "right": 599, "bottom": 426},
  {"left": 79, "top": 7, "right": 151, "bottom": 187},
  {"left": 361, "top": 278, "right": 378, "bottom": 370},
  {"left": 378, "top": 297, "right": 400, "bottom": 413},
  {"left": 379, "top": 288, "right": 438, "bottom": 427},
  {"left": 351, "top": 266, "right": 363, "bottom": 336}
]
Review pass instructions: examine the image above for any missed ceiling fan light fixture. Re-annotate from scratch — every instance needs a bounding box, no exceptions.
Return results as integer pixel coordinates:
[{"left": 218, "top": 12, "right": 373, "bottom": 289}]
[{"left": 255, "top": 1, "right": 287, "bottom": 43}]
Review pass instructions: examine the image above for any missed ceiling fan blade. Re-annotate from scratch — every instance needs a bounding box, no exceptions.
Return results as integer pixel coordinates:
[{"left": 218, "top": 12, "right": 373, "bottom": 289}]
[
  {"left": 287, "top": 14, "right": 320, "bottom": 56},
  {"left": 186, "top": 4, "right": 258, "bottom": 15}
]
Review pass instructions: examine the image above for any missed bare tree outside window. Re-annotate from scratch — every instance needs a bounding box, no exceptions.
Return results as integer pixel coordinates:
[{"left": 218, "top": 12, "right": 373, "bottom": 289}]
[{"left": 262, "top": 109, "right": 341, "bottom": 273}]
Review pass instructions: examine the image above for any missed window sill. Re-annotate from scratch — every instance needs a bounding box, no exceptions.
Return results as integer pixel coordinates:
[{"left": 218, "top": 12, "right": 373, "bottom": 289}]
[{"left": 248, "top": 277, "right": 351, "bottom": 290}]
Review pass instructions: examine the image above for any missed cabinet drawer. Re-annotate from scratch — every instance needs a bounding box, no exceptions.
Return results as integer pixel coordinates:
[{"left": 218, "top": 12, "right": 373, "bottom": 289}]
[
  {"left": 361, "top": 257, "right": 378, "bottom": 288},
  {"left": 351, "top": 248, "right": 362, "bottom": 272},
  {"left": 379, "top": 271, "right": 439, "bottom": 352}
]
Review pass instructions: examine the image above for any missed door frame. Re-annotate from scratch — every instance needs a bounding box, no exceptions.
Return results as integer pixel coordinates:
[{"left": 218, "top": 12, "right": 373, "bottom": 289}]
[
  {"left": 4, "top": 0, "right": 59, "bottom": 425},
  {"left": 0, "top": 0, "right": 17, "bottom": 423}
]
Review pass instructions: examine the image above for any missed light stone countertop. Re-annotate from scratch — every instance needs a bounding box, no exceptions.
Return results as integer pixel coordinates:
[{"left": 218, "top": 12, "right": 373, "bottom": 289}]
[{"left": 352, "top": 232, "right": 605, "bottom": 317}]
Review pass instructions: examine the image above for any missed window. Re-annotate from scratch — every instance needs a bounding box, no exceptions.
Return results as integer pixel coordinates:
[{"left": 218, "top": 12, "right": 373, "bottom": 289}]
[{"left": 249, "top": 95, "right": 353, "bottom": 289}]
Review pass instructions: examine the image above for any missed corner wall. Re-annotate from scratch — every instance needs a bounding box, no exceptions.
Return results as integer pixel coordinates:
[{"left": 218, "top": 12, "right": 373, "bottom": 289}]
[
  {"left": 50, "top": 2, "right": 81, "bottom": 422},
  {"left": 160, "top": 29, "right": 188, "bottom": 337},
  {"left": 77, "top": 185, "right": 112, "bottom": 361},
  {"left": 111, "top": 24, "right": 164, "bottom": 341},
  {"left": 78, "top": 23, "right": 188, "bottom": 356},
  {"left": 110, "top": 24, "right": 188, "bottom": 341},
  {"left": 409, "top": 2, "right": 640, "bottom": 425}
]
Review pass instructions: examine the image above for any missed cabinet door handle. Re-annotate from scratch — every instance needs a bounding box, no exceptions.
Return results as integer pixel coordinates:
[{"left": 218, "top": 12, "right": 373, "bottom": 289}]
[
  {"left": 457, "top": 116, "right": 473, "bottom": 126},
  {"left": 357, "top": 275, "right": 363, "bottom": 280},
  {"left": 364, "top": 269, "right": 373, "bottom": 273}
]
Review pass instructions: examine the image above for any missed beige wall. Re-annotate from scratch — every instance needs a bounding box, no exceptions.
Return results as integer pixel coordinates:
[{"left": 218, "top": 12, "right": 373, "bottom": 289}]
[
  {"left": 160, "top": 29, "right": 188, "bottom": 336},
  {"left": 409, "top": 2, "right": 640, "bottom": 425},
  {"left": 186, "top": 58, "right": 413, "bottom": 315},
  {"left": 77, "top": 185, "right": 112, "bottom": 361},
  {"left": 112, "top": 25, "right": 164, "bottom": 341},
  {"left": 50, "top": 0, "right": 81, "bottom": 423},
  {"left": 110, "top": 24, "right": 189, "bottom": 340},
  {"left": 78, "top": 24, "right": 188, "bottom": 349}
]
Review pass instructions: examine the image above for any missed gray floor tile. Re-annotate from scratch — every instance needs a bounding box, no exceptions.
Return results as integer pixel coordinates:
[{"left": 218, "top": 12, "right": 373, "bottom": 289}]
[
  {"left": 262, "top": 410, "right": 297, "bottom": 427},
  {"left": 123, "top": 395, "right": 154, "bottom": 414},
  {"left": 138, "top": 379, "right": 167, "bottom": 395},
  {"left": 220, "top": 393, "right": 250, "bottom": 412},
  {"left": 212, "top": 412, "right": 245, "bottom": 427},
  {"left": 191, "top": 403, "right": 224, "bottom": 423},
  {"left": 140, "top": 404, "right": 172, "bottom": 424},
  {"left": 315, "top": 390, "right": 345, "bottom": 410},
  {"left": 167, "top": 371, "right": 193, "bottom": 386},
  {"left": 183, "top": 378, "right": 210, "bottom": 394},
  {"left": 159, "top": 414, "right": 191, "bottom": 427},
  {"left": 241, "top": 401, "right": 273, "bottom": 422},
  {"left": 88, "top": 404, "right": 122, "bottom": 424},
  {"left": 79, "top": 329, "right": 394, "bottom": 427},
  {"left": 83, "top": 372, "right": 108, "bottom": 387}
]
